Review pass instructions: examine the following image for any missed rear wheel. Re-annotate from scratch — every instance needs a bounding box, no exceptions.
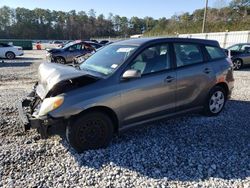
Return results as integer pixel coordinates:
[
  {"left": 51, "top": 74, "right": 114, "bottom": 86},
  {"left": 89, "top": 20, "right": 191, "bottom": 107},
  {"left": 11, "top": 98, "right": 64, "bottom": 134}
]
[
  {"left": 66, "top": 111, "right": 113, "bottom": 153},
  {"left": 203, "top": 86, "right": 226, "bottom": 116},
  {"left": 233, "top": 59, "right": 243, "bottom": 70},
  {"left": 55, "top": 56, "right": 66, "bottom": 64},
  {"left": 5, "top": 52, "right": 15, "bottom": 59}
]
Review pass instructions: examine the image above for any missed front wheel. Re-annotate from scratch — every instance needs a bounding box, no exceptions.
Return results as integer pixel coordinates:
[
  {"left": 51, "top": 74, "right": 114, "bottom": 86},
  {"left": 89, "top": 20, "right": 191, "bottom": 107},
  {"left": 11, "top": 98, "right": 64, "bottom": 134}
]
[
  {"left": 5, "top": 52, "right": 15, "bottom": 59},
  {"left": 66, "top": 111, "right": 114, "bottom": 153},
  {"left": 55, "top": 56, "right": 66, "bottom": 64},
  {"left": 203, "top": 86, "right": 226, "bottom": 116}
]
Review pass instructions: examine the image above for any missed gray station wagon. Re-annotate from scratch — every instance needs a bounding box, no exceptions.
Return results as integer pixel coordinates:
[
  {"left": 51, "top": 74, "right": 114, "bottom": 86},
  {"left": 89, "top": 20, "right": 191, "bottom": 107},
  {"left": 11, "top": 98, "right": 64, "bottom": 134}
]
[
  {"left": 18, "top": 38, "right": 234, "bottom": 152},
  {"left": 226, "top": 43, "right": 250, "bottom": 70}
]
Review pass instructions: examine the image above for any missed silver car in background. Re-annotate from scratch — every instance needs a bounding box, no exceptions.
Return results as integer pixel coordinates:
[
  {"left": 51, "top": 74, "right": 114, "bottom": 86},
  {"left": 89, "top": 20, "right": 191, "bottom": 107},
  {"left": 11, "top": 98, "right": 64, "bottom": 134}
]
[
  {"left": 0, "top": 42, "right": 24, "bottom": 59},
  {"left": 19, "top": 38, "right": 234, "bottom": 153},
  {"left": 46, "top": 41, "right": 102, "bottom": 64},
  {"left": 227, "top": 43, "right": 250, "bottom": 70}
]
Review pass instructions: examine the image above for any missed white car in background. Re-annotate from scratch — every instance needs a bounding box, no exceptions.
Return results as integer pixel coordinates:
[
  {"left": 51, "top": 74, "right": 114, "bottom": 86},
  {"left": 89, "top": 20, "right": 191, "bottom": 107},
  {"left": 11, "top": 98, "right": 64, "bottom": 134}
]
[{"left": 0, "top": 43, "right": 24, "bottom": 59}]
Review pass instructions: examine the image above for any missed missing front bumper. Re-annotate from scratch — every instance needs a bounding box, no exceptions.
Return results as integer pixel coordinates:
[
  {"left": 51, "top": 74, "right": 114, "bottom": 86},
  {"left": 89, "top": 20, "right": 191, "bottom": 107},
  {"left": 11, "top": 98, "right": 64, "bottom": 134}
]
[{"left": 18, "top": 95, "right": 64, "bottom": 138}]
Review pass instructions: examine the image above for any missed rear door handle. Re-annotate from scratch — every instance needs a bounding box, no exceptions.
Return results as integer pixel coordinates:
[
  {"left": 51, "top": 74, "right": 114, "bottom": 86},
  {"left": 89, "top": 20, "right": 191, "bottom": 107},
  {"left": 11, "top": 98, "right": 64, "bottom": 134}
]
[
  {"left": 203, "top": 68, "right": 211, "bottom": 74},
  {"left": 165, "top": 76, "right": 175, "bottom": 83}
]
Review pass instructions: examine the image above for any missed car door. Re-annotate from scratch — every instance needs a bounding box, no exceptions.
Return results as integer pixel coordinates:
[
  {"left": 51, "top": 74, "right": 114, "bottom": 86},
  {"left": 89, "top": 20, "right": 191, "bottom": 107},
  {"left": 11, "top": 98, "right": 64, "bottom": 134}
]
[
  {"left": 66, "top": 43, "right": 84, "bottom": 61},
  {"left": 119, "top": 43, "right": 176, "bottom": 126},
  {"left": 174, "top": 43, "right": 215, "bottom": 111},
  {"left": 0, "top": 44, "right": 4, "bottom": 57},
  {"left": 0, "top": 43, "right": 9, "bottom": 58},
  {"left": 241, "top": 45, "right": 250, "bottom": 64}
]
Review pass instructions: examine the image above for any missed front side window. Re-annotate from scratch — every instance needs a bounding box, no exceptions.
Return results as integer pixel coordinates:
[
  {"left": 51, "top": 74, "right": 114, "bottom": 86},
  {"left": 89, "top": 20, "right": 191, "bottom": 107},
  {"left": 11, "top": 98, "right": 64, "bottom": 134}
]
[
  {"left": 80, "top": 45, "right": 137, "bottom": 76},
  {"left": 174, "top": 43, "right": 203, "bottom": 67},
  {"left": 68, "top": 44, "right": 82, "bottom": 51},
  {"left": 128, "top": 44, "right": 171, "bottom": 75},
  {"left": 205, "top": 46, "right": 226, "bottom": 60}
]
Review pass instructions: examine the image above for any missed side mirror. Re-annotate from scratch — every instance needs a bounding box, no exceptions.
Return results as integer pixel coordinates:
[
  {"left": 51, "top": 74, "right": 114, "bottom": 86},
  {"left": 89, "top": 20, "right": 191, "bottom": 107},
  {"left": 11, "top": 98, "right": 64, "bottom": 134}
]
[{"left": 122, "top": 69, "right": 141, "bottom": 80}]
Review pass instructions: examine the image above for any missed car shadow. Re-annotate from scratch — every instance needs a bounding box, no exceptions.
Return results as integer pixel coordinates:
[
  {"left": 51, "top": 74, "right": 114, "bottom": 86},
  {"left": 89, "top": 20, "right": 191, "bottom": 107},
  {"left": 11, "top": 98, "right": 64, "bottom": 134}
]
[
  {"left": 0, "top": 62, "right": 33, "bottom": 67},
  {"left": 236, "top": 65, "right": 250, "bottom": 71},
  {"left": 59, "top": 99, "right": 250, "bottom": 181},
  {"left": 239, "top": 68, "right": 250, "bottom": 71},
  {"left": 0, "top": 57, "right": 42, "bottom": 61},
  {"left": 18, "top": 57, "right": 43, "bottom": 61}
]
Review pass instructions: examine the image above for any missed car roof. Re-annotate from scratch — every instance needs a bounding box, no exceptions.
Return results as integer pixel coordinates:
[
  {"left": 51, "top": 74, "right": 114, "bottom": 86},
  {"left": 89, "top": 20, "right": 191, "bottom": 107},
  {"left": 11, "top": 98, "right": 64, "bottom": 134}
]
[
  {"left": 235, "top": 43, "right": 250, "bottom": 45},
  {"left": 112, "top": 37, "right": 220, "bottom": 47},
  {"left": 227, "top": 43, "right": 250, "bottom": 48}
]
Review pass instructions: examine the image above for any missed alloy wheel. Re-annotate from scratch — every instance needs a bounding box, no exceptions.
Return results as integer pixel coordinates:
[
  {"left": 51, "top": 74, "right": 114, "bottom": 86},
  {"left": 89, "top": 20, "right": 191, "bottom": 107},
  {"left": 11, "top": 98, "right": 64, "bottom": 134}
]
[
  {"left": 6, "top": 52, "right": 15, "bottom": 59},
  {"left": 233, "top": 59, "right": 242, "bottom": 70},
  {"left": 209, "top": 91, "right": 225, "bottom": 114},
  {"left": 56, "top": 57, "right": 66, "bottom": 64}
]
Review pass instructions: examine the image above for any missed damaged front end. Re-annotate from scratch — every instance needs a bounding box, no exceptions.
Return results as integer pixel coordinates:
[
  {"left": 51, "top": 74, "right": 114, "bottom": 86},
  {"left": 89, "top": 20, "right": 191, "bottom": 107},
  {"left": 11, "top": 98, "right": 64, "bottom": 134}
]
[
  {"left": 18, "top": 62, "right": 100, "bottom": 138},
  {"left": 18, "top": 83, "right": 65, "bottom": 138}
]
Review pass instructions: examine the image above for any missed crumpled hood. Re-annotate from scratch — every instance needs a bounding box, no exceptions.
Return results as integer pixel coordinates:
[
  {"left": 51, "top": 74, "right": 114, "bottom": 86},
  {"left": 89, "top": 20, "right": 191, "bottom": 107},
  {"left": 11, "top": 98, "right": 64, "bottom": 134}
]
[{"left": 36, "top": 62, "right": 89, "bottom": 99}]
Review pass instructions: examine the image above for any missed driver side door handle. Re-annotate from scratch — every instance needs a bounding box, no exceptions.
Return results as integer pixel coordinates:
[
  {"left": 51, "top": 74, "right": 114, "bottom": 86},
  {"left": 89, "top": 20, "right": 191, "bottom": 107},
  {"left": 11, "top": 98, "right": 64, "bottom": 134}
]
[
  {"left": 203, "top": 68, "right": 211, "bottom": 74},
  {"left": 165, "top": 76, "right": 175, "bottom": 83}
]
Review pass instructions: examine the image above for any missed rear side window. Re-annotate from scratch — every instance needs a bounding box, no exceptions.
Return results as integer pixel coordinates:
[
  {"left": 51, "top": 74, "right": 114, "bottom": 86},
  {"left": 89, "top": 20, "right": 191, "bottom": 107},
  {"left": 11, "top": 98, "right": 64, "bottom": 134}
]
[
  {"left": 174, "top": 43, "right": 203, "bottom": 67},
  {"left": 205, "top": 46, "right": 226, "bottom": 60}
]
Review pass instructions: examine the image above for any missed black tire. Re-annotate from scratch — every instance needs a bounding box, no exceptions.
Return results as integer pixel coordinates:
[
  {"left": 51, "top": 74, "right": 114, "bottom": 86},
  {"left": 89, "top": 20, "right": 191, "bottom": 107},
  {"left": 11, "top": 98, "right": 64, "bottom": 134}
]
[
  {"left": 66, "top": 111, "right": 114, "bottom": 153},
  {"left": 203, "top": 86, "right": 226, "bottom": 116},
  {"left": 55, "top": 56, "right": 66, "bottom": 64},
  {"left": 233, "top": 59, "right": 243, "bottom": 70},
  {"left": 5, "top": 51, "right": 15, "bottom": 59}
]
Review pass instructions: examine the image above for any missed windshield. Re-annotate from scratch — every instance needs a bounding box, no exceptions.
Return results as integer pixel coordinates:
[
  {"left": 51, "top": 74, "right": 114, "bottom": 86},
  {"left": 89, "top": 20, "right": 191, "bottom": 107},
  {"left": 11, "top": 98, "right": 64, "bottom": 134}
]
[
  {"left": 62, "top": 41, "right": 76, "bottom": 49},
  {"left": 80, "top": 44, "right": 137, "bottom": 76}
]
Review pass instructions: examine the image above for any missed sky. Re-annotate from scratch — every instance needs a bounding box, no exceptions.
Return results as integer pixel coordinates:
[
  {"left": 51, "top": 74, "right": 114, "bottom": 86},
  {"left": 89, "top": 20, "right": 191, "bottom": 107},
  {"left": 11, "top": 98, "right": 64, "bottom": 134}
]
[{"left": 0, "top": 0, "right": 230, "bottom": 19}]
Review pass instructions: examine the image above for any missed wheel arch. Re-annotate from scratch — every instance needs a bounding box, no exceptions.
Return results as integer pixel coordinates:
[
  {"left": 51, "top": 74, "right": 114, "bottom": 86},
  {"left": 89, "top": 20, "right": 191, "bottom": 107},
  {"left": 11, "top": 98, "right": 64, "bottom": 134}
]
[
  {"left": 5, "top": 51, "right": 16, "bottom": 57},
  {"left": 213, "top": 82, "right": 229, "bottom": 97},
  {"left": 73, "top": 106, "right": 119, "bottom": 133},
  {"left": 55, "top": 56, "right": 66, "bottom": 63},
  {"left": 233, "top": 57, "right": 243, "bottom": 66},
  {"left": 233, "top": 57, "right": 243, "bottom": 62}
]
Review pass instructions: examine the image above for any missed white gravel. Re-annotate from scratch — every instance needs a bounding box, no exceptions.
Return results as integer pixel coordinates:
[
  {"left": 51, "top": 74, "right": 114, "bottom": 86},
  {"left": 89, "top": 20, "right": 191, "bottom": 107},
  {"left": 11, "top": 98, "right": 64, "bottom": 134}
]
[{"left": 0, "top": 50, "right": 249, "bottom": 187}]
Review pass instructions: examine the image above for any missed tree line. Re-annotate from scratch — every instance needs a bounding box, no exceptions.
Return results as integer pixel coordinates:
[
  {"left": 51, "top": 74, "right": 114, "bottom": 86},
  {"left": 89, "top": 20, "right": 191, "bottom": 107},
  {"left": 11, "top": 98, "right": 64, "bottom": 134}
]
[{"left": 0, "top": 0, "right": 249, "bottom": 40}]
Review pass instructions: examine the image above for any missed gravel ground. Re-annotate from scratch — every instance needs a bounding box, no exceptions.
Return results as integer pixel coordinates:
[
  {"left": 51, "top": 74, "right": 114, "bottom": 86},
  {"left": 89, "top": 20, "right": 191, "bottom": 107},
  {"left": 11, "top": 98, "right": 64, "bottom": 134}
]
[{"left": 0, "top": 50, "right": 249, "bottom": 187}]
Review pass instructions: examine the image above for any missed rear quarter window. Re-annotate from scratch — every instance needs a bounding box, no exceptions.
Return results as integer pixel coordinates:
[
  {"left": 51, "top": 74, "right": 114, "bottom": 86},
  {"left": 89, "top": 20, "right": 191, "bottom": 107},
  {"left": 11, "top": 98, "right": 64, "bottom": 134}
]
[{"left": 205, "top": 46, "right": 226, "bottom": 60}]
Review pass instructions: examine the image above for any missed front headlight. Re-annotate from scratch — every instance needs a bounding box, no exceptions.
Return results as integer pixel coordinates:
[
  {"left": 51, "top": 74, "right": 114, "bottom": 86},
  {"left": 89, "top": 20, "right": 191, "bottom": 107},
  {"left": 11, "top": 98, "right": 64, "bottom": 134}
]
[{"left": 38, "top": 96, "right": 64, "bottom": 116}]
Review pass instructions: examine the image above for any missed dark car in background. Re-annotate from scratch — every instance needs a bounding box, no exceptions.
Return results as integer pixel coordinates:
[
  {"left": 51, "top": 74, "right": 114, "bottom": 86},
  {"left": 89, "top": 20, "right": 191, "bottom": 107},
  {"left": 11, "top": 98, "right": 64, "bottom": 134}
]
[
  {"left": 226, "top": 43, "right": 250, "bottom": 70},
  {"left": 46, "top": 41, "right": 101, "bottom": 64},
  {"left": 99, "top": 40, "right": 110, "bottom": 45},
  {"left": 19, "top": 38, "right": 234, "bottom": 152}
]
